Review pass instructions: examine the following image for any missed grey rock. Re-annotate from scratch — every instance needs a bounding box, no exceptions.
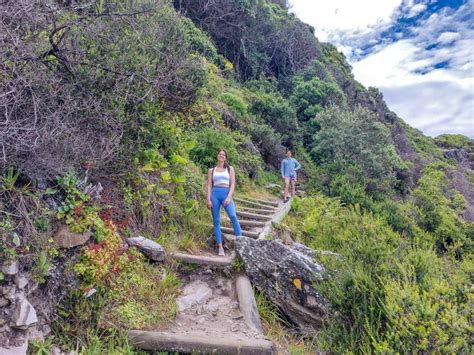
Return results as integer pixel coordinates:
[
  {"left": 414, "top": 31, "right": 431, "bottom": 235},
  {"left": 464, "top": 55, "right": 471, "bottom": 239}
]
[
  {"left": 2, "top": 260, "right": 19, "bottom": 275},
  {"left": 54, "top": 225, "right": 92, "bottom": 248},
  {"left": 443, "top": 148, "right": 470, "bottom": 165},
  {"left": 176, "top": 280, "right": 212, "bottom": 312},
  {"left": 236, "top": 237, "right": 330, "bottom": 334},
  {"left": 11, "top": 298, "right": 37, "bottom": 329},
  {"left": 126, "top": 236, "right": 166, "bottom": 261},
  {"left": 3, "top": 286, "right": 17, "bottom": 301},
  {"left": 14, "top": 275, "right": 28, "bottom": 290},
  {"left": 0, "top": 341, "right": 28, "bottom": 355},
  {"left": 0, "top": 297, "right": 10, "bottom": 307}
]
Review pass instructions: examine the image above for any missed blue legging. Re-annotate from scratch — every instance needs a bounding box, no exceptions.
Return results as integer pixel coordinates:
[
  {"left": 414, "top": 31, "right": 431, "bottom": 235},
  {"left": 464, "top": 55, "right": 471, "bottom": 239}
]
[{"left": 211, "top": 187, "right": 242, "bottom": 244}]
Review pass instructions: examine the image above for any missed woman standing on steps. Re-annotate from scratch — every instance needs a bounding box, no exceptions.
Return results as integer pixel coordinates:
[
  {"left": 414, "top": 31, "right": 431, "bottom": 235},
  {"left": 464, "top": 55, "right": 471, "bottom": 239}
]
[
  {"left": 206, "top": 149, "right": 242, "bottom": 256},
  {"left": 281, "top": 149, "right": 301, "bottom": 202}
]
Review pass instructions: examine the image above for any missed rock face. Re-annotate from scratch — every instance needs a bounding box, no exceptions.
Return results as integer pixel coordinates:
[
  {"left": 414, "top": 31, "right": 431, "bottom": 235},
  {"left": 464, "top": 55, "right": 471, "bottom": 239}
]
[
  {"left": 236, "top": 237, "right": 330, "bottom": 334},
  {"left": 126, "top": 236, "right": 166, "bottom": 261},
  {"left": 53, "top": 224, "right": 92, "bottom": 248},
  {"left": 11, "top": 299, "right": 38, "bottom": 329}
]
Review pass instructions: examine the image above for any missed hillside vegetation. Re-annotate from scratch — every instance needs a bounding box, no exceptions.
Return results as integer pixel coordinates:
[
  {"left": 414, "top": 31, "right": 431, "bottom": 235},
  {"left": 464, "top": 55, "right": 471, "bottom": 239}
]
[{"left": 1, "top": 0, "right": 472, "bottom": 353}]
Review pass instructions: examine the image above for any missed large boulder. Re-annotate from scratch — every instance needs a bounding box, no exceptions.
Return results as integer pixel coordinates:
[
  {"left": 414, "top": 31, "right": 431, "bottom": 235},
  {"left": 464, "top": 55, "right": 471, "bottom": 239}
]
[
  {"left": 235, "top": 237, "right": 330, "bottom": 334},
  {"left": 126, "top": 236, "right": 166, "bottom": 261}
]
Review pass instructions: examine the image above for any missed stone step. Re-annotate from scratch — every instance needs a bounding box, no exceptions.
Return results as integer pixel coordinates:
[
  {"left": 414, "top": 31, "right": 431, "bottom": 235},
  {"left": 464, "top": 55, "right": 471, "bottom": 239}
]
[
  {"left": 127, "top": 330, "right": 275, "bottom": 355},
  {"left": 236, "top": 211, "right": 273, "bottom": 221},
  {"left": 239, "top": 207, "right": 275, "bottom": 215},
  {"left": 241, "top": 197, "right": 279, "bottom": 207},
  {"left": 235, "top": 198, "right": 278, "bottom": 210},
  {"left": 170, "top": 252, "right": 234, "bottom": 266}
]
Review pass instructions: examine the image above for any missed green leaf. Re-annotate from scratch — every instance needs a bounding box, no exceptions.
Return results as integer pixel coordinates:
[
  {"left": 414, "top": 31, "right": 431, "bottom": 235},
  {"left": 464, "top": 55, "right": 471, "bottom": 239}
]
[
  {"left": 161, "top": 171, "right": 171, "bottom": 184},
  {"left": 45, "top": 188, "right": 57, "bottom": 195},
  {"left": 158, "top": 189, "right": 170, "bottom": 195},
  {"left": 0, "top": 272, "right": 4, "bottom": 281},
  {"left": 12, "top": 233, "right": 20, "bottom": 247},
  {"left": 172, "top": 175, "right": 186, "bottom": 184},
  {"left": 171, "top": 154, "right": 188, "bottom": 165}
]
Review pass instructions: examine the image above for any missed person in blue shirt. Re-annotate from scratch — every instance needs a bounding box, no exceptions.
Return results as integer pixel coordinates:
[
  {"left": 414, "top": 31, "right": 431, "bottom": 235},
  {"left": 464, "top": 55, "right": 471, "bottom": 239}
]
[{"left": 281, "top": 149, "right": 301, "bottom": 202}]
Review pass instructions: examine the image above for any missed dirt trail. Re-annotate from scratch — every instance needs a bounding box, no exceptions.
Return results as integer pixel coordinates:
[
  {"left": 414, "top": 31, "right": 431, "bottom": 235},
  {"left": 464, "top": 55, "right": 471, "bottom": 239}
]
[{"left": 133, "top": 195, "right": 287, "bottom": 354}]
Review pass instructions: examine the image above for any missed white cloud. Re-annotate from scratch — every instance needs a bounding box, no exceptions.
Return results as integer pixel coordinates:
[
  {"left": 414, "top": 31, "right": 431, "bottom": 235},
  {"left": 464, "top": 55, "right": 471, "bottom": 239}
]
[
  {"left": 289, "top": 0, "right": 474, "bottom": 137},
  {"left": 289, "top": 0, "right": 402, "bottom": 41},
  {"left": 406, "top": 3, "right": 427, "bottom": 18},
  {"left": 437, "top": 31, "right": 461, "bottom": 44}
]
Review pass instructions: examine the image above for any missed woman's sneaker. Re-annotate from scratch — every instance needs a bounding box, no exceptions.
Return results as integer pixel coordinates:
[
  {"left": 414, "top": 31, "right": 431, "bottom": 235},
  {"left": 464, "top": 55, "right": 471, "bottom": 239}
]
[{"left": 218, "top": 245, "right": 225, "bottom": 256}]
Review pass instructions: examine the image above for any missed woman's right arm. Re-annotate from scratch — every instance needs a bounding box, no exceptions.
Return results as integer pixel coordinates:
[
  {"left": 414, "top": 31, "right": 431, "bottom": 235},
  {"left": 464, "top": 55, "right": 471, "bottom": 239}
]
[{"left": 206, "top": 168, "right": 213, "bottom": 209}]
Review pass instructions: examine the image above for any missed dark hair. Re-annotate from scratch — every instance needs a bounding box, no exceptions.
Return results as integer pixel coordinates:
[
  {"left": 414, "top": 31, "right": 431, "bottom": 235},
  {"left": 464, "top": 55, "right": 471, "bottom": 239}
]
[{"left": 218, "top": 149, "right": 229, "bottom": 169}]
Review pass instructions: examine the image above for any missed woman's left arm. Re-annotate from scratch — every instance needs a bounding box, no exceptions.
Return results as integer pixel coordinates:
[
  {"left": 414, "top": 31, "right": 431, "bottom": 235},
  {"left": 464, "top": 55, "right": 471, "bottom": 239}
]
[
  {"left": 224, "top": 166, "right": 236, "bottom": 206},
  {"left": 294, "top": 159, "right": 302, "bottom": 171}
]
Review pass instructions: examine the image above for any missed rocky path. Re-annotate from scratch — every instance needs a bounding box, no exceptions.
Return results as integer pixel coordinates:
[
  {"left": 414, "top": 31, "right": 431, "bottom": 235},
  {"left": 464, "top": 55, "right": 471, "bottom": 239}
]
[{"left": 128, "top": 195, "right": 290, "bottom": 354}]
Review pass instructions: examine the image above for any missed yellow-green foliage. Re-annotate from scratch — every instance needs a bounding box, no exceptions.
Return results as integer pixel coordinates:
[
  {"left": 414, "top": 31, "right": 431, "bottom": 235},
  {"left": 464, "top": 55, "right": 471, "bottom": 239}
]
[
  {"left": 285, "top": 193, "right": 472, "bottom": 353},
  {"left": 435, "top": 133, "right": 472, "bottom": 149},
  {"left": 104, "top": 251, "right": 180, "bottom": 329},
  {"left": 413, "top": 162, "right": 473, "bottom": 256}
]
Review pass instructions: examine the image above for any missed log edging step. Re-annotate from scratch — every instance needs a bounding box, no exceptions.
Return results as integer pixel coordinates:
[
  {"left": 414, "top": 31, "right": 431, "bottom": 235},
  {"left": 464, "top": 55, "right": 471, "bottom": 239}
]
[
  {"left": 239, "top": 207, "right": 275, "bottom": 215},
  {"left": 240, "top": 197, "right": 279, "bottom": 207},
  {"left": 207, "top": 225, "right": 260, "bottom": 238},
  {"left": 170, "top": 252, "right": 234, "bottom": 266},
  {"left": 224, "top": 219, "right": 265, "bottom": 228},
  {"left": 236, "top": 275, "right": 264, "bottom": 334},
  {"left": 235, "top": 198, "right": 278, "bottom": 210},
  {"left": 258, "top": 199, "right": 292, "bottom": 240},
  {"left": 127, "top": 330, "right": 275, "bottom": 355},
  {"left": 237, "top": 211, "right": 273, "bottom": 221}
]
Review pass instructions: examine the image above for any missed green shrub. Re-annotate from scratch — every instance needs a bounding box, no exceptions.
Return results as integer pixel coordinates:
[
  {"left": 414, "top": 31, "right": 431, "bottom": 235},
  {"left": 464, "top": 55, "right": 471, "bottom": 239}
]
[
  {"left": 412, "top": 163, "right": 473, "bottom": 257},
  {"left": 248, "top": 89, "right": 299, "bottom": 145},
  {"left": 189, "top": 126, "right": 262, "bottom": 181},
  {"left": 311, "top": 106, "right": 402, "bottom": 194},
  {"left": 435, "top": 134, "right": 472, "bottom": 149},
  {"left": 285, "top": 194, "right": 472, "bottom": 353},
  {"left": 248, "top": 123, "right": 285, "bottom": 168},
  {"left": 219, "top": 92, "right": 248, "bottom": 116}
]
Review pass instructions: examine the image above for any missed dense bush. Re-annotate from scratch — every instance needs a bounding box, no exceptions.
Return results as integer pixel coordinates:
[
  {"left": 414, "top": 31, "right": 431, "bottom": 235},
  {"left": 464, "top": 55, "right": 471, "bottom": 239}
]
[
  {"left": 173, "top": 0, "right": 321, "bottom": 79},
  {"left": 412, "top": 162, "right": 473, "bottom": 257},
  {"left": 311, "top": 106, "right": 402, "bottom": 193},
  {"left": 0, "top": 0, "right": 207, "bottom": 181},
  {"left": 189, "top": 126, "right": 262, "bottom": 181},
  {"left": 248, "top": 123, "right": 286, "bottom": 169},
  {"left": 434, "top": 134, "right": 472, "bottom": 149},
  {"left": 286, "top": 195, "right": 472, "bottom": 353},
  {"left": 248, "top": 88, "right": 299, "bottom": 145}
]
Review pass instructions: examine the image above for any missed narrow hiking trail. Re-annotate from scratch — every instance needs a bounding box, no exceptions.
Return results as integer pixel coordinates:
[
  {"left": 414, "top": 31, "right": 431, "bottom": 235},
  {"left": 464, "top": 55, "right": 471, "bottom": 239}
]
[{"left": 128, "top": 195, "right": 292, "bottom": 354}]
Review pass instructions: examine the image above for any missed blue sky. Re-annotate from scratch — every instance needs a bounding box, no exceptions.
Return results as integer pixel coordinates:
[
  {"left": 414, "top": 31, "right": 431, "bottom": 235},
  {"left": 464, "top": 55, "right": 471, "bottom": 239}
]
[{"left": 289, "top": 0, "right": 474, "bottom": 138}]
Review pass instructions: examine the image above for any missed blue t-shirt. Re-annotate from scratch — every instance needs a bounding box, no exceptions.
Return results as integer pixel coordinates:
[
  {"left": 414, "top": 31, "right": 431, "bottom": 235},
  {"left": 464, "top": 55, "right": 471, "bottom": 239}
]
[{"left": 281, "top": 158, "right": 301, "bottom": 177}]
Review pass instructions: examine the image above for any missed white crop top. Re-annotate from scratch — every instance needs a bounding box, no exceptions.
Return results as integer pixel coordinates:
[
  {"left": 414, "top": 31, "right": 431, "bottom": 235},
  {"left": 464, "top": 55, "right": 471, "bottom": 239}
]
[{"left": 213, "top": 167, "right": 230, "bottom": 186}]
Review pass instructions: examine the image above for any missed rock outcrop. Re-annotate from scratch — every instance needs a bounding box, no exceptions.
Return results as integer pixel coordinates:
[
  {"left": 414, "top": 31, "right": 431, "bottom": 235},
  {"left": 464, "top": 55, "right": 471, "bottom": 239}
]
[{"left": 235, "top": 237, "right": 330, "bottom": 334}]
